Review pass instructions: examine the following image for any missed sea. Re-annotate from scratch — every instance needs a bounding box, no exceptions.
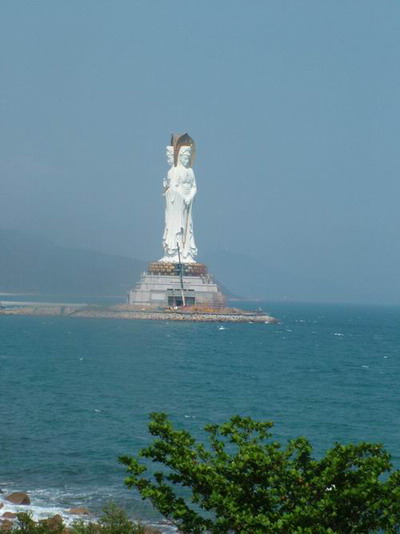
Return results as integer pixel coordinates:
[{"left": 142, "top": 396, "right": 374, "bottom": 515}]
[{"left": 1, "top": 298, "right": 400, "bottom": 530}]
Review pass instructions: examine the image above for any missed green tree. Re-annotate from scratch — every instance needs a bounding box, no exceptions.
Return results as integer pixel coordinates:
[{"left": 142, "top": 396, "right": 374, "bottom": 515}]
[{"left": 120, "top": 413, "right": 400, "bottom": 533}]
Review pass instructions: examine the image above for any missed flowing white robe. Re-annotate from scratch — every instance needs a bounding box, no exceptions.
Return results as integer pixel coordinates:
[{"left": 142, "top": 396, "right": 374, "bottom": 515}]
[{"left": 161, "top": 165, "right": 197, "bottom": 263}]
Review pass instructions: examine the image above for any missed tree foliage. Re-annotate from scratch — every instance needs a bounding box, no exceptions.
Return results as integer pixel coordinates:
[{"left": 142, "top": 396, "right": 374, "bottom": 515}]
[{"left": 120, "top": 413, "right": 400, "bottom": 533}]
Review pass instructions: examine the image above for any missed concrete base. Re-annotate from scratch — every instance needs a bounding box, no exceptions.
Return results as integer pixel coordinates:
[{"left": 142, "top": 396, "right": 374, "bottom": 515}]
[{"left": 128, "top": 265, "right": 225, "bottom": 308}]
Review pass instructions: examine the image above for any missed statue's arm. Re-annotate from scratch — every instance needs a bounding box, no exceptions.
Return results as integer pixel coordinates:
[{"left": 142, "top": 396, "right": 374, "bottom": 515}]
[
  {"left": 163, "top": 178, "right": 169, "bottom": 194},
  {"left": 163, "top": 169, "right": 173, "bottom": 195},
  {"left": 185, "top": 171, "right": 197, "bottom": 204}
]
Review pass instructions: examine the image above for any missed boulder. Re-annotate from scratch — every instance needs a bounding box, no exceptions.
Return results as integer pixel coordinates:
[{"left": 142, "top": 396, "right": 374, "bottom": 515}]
[
  {"left": 68, "top": 507, "right": 90, "bottom": 515},
  {"left": 0, "top": 518, "right": 13, "bottom": 532},
  {"left": 40, "top": 514, "right": 64, "bottom": 531},
  {"left": 1, "top": 513, "right": 16, "bottom": 519},
  {"left": 142, "top": 526, "right": 162, "bottom": 533},
  {"left": 5, "top": 492, "right": 30, "bottom": 505},
  {"left": 0, "top": 504, "right": 3, "bottom": 510}
]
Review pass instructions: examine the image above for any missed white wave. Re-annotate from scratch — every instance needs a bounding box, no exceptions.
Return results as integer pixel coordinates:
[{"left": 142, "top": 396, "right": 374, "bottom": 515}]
[
  {"left": 0, "top": 495, "right": 77, "bottom": 526},
  {"left": 0, "top": 492, "right": 177, "bottom": 532}
]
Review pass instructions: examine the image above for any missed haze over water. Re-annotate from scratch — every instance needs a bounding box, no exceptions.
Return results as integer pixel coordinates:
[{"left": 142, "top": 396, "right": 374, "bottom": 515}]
[
  {"left": 1, "top": 302, "right": 400, "bottom": 528},
  {"left": 1, "top": 1, "right": 400, "bottom": 304}
]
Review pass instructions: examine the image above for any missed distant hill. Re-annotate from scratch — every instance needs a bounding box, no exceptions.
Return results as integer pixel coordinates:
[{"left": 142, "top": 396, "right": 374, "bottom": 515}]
[
  {"left": 0, "top": 229, "right": 146, "bottom": 296},
  {"left": 0, "top": 229, "right": 342, "bottom": 302}
]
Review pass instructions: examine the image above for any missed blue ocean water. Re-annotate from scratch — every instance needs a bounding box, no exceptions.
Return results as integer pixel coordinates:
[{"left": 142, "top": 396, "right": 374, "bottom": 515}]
[{"left": 1, "top": 301, "right": 400, "bottom": 527}]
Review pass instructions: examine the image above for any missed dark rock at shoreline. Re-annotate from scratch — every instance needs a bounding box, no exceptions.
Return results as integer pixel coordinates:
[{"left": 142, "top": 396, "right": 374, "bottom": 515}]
[
  {"left": 5, "top": 492, "right": 30, "bottom": 505},
  {"left": 69, "top": 507, "right": 90, "bottom": 515},
  {"left": 1, "top": 513, "right": 16, "bottom": 519},
  {"left": 0, "top": 518, "right": 12, "bottom": 532},
  {"left": 40, "top": 514, "right": 64, "bottom": 531}
]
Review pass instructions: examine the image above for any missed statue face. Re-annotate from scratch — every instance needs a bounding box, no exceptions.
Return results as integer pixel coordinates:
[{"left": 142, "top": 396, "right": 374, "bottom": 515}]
[
  {"left": 166, "top": 147, "right": 174, "bottom": 167},
  {"left": 179, "top": 147, "right": 191, "bottom": 167}
]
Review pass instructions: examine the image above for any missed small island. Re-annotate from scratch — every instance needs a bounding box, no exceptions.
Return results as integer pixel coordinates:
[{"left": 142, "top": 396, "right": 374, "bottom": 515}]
[{"left": 0, "top": 134, "right": 279, "bottom": 325}]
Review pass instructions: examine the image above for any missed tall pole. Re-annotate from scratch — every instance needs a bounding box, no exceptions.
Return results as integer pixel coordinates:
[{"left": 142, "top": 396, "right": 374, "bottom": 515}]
[{"left": 177, "top": 242, "right": 186, "bottom": 307}]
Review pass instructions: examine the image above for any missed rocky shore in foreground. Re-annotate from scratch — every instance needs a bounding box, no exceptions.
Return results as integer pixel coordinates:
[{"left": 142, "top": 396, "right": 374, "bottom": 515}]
[
  {"left": 0, "top": 304, "right": 278, "bottom": 324},
  {"left": 0, "top": 491, "right": 162, "bottom": 533}
]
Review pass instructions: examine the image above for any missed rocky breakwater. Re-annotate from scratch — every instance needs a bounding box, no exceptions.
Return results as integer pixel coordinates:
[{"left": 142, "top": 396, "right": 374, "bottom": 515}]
[{"left": 0, "top": 304, "right": 278, "bottom": 324}]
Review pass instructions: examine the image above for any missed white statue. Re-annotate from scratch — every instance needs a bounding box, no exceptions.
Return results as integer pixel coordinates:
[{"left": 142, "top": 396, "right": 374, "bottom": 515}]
[{"left": 160, "top": 134, "right": 197, "bottom": 263}]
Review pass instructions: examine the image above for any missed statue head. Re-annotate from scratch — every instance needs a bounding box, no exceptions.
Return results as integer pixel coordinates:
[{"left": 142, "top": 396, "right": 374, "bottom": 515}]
[
  {"left": 170, "top": 132, "right": 195, "bottom": 167},
  {"left": 166, "top": 146, "right": 174, "bottom": 167},
  {"left": 178, "top": 146, "right": 192, "bottom": 168}
]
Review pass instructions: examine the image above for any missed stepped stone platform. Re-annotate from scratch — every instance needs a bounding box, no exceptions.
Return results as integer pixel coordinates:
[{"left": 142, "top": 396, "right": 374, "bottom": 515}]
[{"left": 128, "top": 261, "right": 225, "bottom": 308}]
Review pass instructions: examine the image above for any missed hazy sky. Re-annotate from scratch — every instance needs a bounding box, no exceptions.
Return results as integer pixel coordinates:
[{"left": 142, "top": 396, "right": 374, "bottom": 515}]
[{"left": 1, "top": 1, "right": 399, "bottom": 303}]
